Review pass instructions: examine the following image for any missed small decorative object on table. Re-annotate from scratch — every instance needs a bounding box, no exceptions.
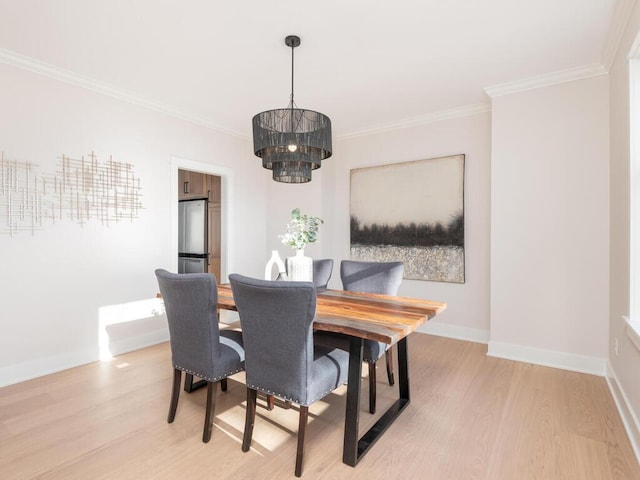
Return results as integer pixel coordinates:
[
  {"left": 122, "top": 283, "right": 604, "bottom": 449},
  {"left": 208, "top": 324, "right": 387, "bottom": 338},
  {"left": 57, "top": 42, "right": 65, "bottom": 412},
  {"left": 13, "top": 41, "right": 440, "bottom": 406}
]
[
  {"left": 265, "top": 250, "right": 287, "bottom": 280},
  {"left": 279, "top": 208, "right": 323, "bottom": 281}
]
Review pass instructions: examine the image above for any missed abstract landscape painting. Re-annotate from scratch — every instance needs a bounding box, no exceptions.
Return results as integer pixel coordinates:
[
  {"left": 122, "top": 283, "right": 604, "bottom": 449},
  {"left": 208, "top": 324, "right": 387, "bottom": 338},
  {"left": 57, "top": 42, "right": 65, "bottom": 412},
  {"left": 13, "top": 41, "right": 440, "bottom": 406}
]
[{"left": 350, "top": 154, "right": 465, "bottom": 283}]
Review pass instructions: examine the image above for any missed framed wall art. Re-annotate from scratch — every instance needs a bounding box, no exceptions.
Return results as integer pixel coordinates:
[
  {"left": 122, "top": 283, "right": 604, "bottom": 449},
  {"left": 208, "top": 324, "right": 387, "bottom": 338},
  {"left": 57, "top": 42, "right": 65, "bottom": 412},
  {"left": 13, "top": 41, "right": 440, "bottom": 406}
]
[{"left": 350, "top": 154, "right": 465, "bottom": 283}]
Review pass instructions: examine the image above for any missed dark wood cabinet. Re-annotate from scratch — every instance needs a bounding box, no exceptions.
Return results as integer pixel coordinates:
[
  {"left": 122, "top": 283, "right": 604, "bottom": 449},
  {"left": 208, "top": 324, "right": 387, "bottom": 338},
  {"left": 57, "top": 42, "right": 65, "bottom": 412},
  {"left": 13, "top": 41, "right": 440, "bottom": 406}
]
[
  {"left": 207, "top": 176, "right": 221, "bottom": 281},
  {"left": 178, "top": 170, "right": 207, "bottom": 200}
]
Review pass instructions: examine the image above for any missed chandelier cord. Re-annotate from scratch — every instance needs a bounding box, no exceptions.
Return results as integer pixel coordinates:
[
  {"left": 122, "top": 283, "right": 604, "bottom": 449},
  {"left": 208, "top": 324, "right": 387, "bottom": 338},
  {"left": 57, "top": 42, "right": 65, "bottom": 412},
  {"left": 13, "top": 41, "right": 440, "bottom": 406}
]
[
  {"left": 290, "top": 41, "right": 295, "bottom": 107},
  {"left": 290, "top": 40, "right": 296, "bottom": 133}
]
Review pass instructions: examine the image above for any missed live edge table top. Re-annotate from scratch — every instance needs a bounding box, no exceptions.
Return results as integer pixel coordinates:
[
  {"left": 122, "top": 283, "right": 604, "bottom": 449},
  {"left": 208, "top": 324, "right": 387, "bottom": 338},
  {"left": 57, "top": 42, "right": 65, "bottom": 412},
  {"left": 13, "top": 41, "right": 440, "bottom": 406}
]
[{"left": 216, "top": 284, "right": 447, "bottom": 346}]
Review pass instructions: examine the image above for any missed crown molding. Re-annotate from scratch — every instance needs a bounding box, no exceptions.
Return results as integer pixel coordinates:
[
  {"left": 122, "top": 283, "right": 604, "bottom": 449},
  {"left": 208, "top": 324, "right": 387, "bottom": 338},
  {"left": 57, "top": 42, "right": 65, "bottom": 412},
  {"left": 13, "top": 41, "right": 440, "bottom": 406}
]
[
  {"left": 630, "top": 31, "right": 640, "bottom": 59},
  {"left": 0, "top": 48, "right": 248, "bottom": 139},
  {"left": 484, "top": 63, "right": 607, "bottom": 98},
  {"left": 339, "top": 102, "right": 491, "bottom": 140},
  {"left": 628, "top": 3, "right": 640, "bottom": 60},
  {"left": 604, "top": 0, "right": 637, "bottom": 66}
]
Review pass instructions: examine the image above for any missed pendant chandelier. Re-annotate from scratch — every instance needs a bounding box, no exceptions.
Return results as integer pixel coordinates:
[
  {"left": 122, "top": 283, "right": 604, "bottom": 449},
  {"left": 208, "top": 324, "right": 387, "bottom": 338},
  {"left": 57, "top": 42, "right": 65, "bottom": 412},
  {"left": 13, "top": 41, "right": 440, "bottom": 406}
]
[{"left": 252, "top": 35, "right": 332, "bottom": 184}]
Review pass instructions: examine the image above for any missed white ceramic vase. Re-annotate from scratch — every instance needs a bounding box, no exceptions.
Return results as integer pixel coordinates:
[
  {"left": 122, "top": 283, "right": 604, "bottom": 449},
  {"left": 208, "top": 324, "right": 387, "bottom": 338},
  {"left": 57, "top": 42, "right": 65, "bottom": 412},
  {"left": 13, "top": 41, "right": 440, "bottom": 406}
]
[
  {"left": 287, "top": 249, "right": 313, "bottom": 281},
  {"left": 265, "top": 250, "right": 287, "bottom": 280}
]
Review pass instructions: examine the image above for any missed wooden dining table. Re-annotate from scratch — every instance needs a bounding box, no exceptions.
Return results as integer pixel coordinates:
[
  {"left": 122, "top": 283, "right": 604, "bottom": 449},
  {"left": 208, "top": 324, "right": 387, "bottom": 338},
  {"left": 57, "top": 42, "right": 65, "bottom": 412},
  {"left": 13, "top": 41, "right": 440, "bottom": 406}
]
[{"left": 217, "top": 284, "right": 446, "bottom": 467}]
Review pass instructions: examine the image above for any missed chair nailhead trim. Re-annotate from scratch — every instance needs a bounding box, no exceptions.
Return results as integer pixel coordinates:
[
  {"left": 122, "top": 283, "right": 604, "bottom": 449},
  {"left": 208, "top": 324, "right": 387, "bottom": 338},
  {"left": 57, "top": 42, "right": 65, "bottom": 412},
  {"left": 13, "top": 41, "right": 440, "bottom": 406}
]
[
  {"left": 174, "top": 365, "right": 244, "bottom": 383},
  {"left": 247, "top": 381, "right": 347, "bottom": 406}
]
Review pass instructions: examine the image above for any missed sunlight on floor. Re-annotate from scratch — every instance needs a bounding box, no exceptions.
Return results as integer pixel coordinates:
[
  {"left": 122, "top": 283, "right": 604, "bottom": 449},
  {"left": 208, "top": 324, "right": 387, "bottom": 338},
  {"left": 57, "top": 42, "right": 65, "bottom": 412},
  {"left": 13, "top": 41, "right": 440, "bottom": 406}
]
[{"left": 209, "top": 389, "right": 343, "bottom": 456}]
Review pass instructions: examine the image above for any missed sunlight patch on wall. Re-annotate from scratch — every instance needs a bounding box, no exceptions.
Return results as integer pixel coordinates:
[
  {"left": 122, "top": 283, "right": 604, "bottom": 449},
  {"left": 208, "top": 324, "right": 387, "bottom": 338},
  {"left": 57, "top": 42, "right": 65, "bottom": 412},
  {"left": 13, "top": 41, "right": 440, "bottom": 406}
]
[{"left": 98, "top": 297, "right": 165, "bottom": 360}]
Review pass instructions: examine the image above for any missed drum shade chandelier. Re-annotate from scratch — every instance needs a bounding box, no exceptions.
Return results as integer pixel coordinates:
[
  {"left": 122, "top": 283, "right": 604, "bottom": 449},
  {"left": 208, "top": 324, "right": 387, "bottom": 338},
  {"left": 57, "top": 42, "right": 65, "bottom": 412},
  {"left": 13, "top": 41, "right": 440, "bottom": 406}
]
[{"left": 252, "top": 35, "right": 332, "bottom": 183}]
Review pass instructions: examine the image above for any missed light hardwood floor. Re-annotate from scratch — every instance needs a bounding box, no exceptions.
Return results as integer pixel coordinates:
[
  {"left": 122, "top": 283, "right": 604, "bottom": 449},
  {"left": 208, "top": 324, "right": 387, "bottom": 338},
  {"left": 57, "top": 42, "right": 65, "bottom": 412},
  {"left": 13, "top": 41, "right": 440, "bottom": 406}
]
[{"left": 1, "top": 334, "right": 639, "bottom": 479}]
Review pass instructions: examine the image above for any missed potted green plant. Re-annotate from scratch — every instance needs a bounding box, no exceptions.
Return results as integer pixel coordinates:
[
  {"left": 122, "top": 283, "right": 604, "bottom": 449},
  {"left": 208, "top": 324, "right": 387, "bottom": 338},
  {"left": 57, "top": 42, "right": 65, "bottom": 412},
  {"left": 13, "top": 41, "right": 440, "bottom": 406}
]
[{"left": 279, "top": 208, "right": 323, "bottom": 281}]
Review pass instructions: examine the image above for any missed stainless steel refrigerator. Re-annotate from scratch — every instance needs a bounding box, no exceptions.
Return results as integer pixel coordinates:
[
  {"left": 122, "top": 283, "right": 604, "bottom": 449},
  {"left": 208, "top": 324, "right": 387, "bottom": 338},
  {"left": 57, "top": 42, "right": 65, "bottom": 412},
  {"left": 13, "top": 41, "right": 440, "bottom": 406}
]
[{"left": 178, "top": 199, "right": 208, "bottom": 273}]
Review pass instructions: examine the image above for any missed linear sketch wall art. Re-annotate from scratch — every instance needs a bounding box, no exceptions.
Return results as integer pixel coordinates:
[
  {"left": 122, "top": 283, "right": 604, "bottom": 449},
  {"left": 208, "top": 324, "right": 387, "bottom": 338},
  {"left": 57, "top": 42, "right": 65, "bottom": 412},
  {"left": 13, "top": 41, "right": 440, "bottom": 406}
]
[
  {"left": 0, "top": 151, "right": 143, "bottom": 236},
  {"left": 350, "top": 154, "right": 465, "bottom": 283}
]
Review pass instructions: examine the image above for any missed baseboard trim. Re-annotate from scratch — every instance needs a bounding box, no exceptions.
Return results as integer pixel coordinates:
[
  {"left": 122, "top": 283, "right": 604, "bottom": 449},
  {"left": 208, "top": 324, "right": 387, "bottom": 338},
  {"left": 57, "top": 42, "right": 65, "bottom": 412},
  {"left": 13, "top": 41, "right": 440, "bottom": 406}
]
[
  {"left": 487, "top": 341, "right": 607, "bottom": 376},
  {"left": 418, "top": 321, "right": 489, "bottom": 344},
  {"left": 607, "top": 361, "right": 640, "bottom": 466},
  {"left": 0, "top": 347, "right": 97, "bottom": 388},
  {"left": 0, "top": 329, "right": 170, "bottom": 388}
]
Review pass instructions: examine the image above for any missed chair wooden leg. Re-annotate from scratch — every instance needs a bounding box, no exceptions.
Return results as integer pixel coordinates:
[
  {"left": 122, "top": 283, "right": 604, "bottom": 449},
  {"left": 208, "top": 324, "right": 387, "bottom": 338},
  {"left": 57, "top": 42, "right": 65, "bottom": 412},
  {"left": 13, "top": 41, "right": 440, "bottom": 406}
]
[
  {"left": 265, "top": 395, "right": 291, "bottom": 410},
  {"left": 242, "top": 388, "right": 258, "bottom": 452},
  {"left": 221, "top": 378, "right": 228, "bottom": 392},
  {"left": 167, "top": 368, "right": 181, "bottom": 423},
  {"left": 368, "top": 361, "right": 376, "bottom": 414},
  {"left": 295, "top": 405, "right": 309, "bottom": 477},
  {"left": 202, "top": 381, "right": 217, "bottom": 443},
  {"left": 385, "top": 348, "right": 395, "bottom": 386}
]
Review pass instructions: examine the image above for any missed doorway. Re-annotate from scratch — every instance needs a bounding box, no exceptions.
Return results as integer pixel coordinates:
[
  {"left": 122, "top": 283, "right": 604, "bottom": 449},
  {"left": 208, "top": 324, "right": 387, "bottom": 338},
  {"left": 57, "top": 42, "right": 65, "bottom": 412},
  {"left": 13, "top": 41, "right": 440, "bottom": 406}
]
[
  {"left": 178, "top": 169, "right": 221, "bottom": 280},
  {"left": 170, "top": 157, "right": 233, "bottom": 283}
]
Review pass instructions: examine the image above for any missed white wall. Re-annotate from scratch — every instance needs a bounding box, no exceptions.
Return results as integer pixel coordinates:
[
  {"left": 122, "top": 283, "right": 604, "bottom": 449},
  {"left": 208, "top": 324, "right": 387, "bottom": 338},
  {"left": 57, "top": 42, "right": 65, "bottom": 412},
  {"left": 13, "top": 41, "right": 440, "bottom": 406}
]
[
  {"left": 489, "top": 75, "right": 610, "bottom": 374},
  {"left": 608, "top": 0, "right": 640, "bottom": 456},
  {"left": 265, "top": 169, "right": 324, "bottom": 264},
  {"left": 0, "top": 63, "right": 266, "bottom": 386},
  {"left": 321, "top": 112, "right": 492, "bottom": 341}
]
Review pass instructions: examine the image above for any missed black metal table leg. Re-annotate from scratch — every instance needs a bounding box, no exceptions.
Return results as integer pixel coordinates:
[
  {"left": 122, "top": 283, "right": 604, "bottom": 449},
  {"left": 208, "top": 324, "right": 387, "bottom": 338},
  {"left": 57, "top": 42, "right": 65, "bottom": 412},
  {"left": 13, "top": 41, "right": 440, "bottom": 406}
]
[
  {"left": 343, "top": 336, "right": 411, "bottom": 467},
  {"left": 343, "top": 336, "right": 364, "bottom": 466},
  {"left": 184, "top": 373, "right": 207, "bottom": 392},
  {"left": 397, "top": 336, "right": 410, "bottom": 400}
]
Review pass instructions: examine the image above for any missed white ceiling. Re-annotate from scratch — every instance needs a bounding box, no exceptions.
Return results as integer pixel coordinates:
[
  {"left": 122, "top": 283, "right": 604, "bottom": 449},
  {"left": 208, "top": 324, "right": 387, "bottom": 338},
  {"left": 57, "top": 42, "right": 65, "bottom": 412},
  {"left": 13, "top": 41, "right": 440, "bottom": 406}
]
[{"left": 0, "top": 0, "right": 622, "bottom": 139}]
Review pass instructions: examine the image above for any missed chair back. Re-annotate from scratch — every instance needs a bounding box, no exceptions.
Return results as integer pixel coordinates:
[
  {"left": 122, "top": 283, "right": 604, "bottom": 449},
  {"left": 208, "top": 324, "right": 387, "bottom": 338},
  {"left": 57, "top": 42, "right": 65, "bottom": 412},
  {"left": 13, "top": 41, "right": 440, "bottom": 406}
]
[
  {"left": 155, "top": 269, "right": 222, "bottom": 377},
  {"left": 229, "top": 274, "right": 317, "bottom": 403},
  {"left": 340, "top": 260, "right": 404, "bottom": 295},
  {"left": 312, "top": 258, "right": 333, "bottom": 289}
]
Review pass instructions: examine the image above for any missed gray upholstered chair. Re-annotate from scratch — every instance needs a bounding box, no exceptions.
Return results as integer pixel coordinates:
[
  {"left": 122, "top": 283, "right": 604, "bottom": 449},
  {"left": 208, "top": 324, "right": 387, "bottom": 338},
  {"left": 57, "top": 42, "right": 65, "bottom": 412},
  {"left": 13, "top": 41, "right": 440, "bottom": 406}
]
[
  {"left": 312, "top": 258, "right": 333, "bottom": 289},
  {"left": 263, "top": 258, "right": 334, "bottom": 409},
  {"left": 155, "top": 269, "right": 245, "bottom": 443},
  {"left": 314, "top": 260, "right": 404, "bottom": 414},
  {"left": 229, "top": 274, "right": 349, "bottom": 477}
]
